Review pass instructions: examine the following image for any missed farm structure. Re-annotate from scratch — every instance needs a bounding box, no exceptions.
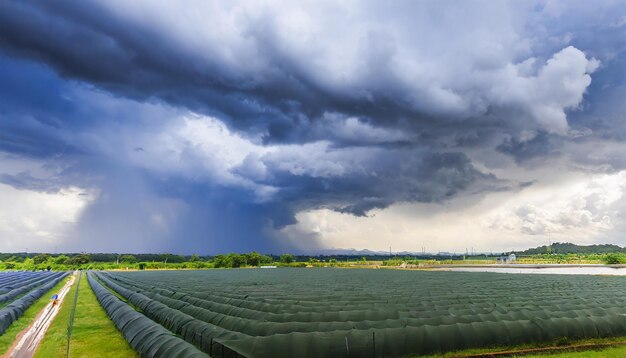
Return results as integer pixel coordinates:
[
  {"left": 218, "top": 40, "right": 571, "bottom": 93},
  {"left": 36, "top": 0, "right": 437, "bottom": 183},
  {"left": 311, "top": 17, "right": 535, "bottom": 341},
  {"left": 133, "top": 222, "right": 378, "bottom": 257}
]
[{"left": 90, "top": 269, "right": 626, "bottom": 357}]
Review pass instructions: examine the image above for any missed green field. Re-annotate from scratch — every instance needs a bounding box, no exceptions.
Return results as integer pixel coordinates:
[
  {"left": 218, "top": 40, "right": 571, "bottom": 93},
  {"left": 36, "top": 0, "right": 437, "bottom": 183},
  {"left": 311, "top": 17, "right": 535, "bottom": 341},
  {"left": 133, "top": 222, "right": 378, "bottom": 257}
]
[
  {"left": 35, "top": 272, "right": 136, "bottom": 358},
  {"left": 86, "top": 269, "right": 626, "bottom": 357}
]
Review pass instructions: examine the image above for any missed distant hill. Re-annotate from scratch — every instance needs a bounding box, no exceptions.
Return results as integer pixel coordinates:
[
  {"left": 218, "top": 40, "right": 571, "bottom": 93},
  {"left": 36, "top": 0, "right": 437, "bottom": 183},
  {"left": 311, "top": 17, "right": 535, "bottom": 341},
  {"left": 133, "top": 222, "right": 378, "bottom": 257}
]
[{"left": 514, "top": 242, "right": 625, "bottom": 255}]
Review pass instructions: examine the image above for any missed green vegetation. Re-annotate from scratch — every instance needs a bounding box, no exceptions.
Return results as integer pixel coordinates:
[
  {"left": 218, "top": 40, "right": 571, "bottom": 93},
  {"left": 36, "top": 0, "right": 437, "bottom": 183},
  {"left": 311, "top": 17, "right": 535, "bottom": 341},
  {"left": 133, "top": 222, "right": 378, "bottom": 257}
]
[
  {"left": 279, "top": 253, "right": 295, "bottom": 263},
  {"left": 0, "top": 276, "right": 70, "bottom": 355},
  {"left": 35, "top": 272, "right": 137, "bottom": 358},
  {"left": 515, "top": 242, "right": 626, "bottom": 255},
  {"left": 213, "top": 252, "right": 273, "bottom": 268},
  {"left": 603, "top": 253, "right": 626, "bottom": 265},
  {"left": 526, "top": 345, "right": 626, "bottom": 357},
  {"left": 423, "top": 333, "right": 626, "bottom": 357},
  {"left": 3, "top": 241, "right": 626, "bottom": 273}
]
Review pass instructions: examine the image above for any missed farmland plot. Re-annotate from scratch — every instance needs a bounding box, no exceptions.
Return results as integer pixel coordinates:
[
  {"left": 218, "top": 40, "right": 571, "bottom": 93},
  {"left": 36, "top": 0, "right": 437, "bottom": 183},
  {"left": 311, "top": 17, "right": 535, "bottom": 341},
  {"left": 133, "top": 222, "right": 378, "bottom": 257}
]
[
  {"left": 93, "top": 269, "right": 626, "bottom": 357},
  {"left": 0, "top": 271, "right": 69, "bottom": 335}
]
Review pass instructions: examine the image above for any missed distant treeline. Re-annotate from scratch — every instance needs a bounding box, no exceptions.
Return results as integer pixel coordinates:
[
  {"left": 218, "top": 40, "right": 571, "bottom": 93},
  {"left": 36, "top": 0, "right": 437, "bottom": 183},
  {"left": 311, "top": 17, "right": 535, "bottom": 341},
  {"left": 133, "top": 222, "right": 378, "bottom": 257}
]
[
  {"left": 0, "top": 251, "right": 477, "bottom": 271},
  {"left": 513, "top": 242, "right": 626, "bottom": 255},
  {"left": 3, "top": 242, "right": 624, "bottom": 271},
  {"left": 0, "top": 252, "right": 465, "bottom": 264}
]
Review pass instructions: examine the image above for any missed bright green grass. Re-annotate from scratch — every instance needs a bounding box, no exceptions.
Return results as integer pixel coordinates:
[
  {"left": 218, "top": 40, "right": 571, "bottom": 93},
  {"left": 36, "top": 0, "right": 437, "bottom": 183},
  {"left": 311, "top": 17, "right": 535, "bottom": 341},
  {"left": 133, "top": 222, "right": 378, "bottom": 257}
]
[
  {"left": 424, "top": 337, "right": 626, "bottom": 357},
  {"left": 34, "top": 272, "right": 137, "bottom": 358},
  {"left": 523, "top": 345, "right": 626, "bottom": 357},
  {"left": 0, "top": 275, "right": 70, "bottom": 355}
]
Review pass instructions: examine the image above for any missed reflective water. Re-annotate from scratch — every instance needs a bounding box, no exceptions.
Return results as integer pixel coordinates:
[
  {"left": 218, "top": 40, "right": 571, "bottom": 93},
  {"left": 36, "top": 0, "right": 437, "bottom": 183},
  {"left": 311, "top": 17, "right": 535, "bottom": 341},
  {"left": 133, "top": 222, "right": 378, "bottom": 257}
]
[{"left": 442, "top": 266, "right": 626, "bottom": 275}]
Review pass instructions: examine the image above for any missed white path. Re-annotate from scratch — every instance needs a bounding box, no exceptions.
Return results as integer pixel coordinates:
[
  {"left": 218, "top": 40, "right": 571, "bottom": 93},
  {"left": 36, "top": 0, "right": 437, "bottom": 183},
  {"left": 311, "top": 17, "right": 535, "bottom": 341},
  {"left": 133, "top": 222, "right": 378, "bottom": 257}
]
[{"left": 9, "top": 273, "right": 75, "bottom": 358}]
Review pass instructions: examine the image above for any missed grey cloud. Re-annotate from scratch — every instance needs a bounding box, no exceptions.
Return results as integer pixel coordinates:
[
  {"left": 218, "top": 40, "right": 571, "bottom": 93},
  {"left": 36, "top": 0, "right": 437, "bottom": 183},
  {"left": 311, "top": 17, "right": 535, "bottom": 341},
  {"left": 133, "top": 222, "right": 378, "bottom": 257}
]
[
  {"left": 255, "top": 149, "right": 506, "bottom": 218},
  {"left": 0, "top": 1, "right": 599, "bottom": 142},
  {"left": 0, "top": 171, "right": 67, "bottom": 193},
  {"left": 1, "top": 0, "right": 625, "bottom": 253},
  {"left": 496, "top": 131, "right": 563, "bottom": 164}
]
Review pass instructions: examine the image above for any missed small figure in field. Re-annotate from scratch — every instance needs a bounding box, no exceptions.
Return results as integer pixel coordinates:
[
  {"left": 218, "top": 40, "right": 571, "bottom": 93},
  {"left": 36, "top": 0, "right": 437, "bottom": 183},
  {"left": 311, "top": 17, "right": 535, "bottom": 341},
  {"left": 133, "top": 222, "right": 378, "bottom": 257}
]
[{"left": 51, "top": 294, "right": 59, "bottom": 306}]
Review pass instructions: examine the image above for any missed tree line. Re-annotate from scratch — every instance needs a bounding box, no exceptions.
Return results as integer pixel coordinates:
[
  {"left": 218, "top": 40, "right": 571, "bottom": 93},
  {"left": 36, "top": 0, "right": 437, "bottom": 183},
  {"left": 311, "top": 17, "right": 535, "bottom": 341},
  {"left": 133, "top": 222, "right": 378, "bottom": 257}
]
[{"left": 0, "top": 252, "right": 302, "bottom": 271}]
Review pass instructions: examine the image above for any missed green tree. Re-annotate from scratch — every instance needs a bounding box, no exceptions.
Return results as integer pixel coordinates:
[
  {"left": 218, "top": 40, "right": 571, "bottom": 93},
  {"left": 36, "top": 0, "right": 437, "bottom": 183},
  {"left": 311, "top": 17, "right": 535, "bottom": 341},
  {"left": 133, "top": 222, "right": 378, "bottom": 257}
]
[
  {"left": 260, "top": 254, "right": 273, "bottom": 264},
  {"left": 67, "top": 254, "right": 91, "bottom": 265},
  {"left": 189, "top": 254, "right": 201, "bottom": 262},
  {"left": 158, "top": 254, "right": 186, "bottom": 263},
  {"left": 280, "top": 254, "right": 295, "bottom": 264},
  {"left": 604, "top": 253, "right": 626, "bottom": 265},
  {"left": 212, "top": 255, "right": 231, "bottom": 268},
  {"left": 230, "top": 254, "right": 247, "bottom": 268},
  {"left": 120, "top": 254, "right": 137, "bottom": 264},
  {"left": 54, "top": 255, "right": 69, "bottom": 264},
  {"left": 33, "top": 254, "right": 51, "bottom": 265},
  {"left": 246, "top": 252, "right": 262, "bottom": 266}
]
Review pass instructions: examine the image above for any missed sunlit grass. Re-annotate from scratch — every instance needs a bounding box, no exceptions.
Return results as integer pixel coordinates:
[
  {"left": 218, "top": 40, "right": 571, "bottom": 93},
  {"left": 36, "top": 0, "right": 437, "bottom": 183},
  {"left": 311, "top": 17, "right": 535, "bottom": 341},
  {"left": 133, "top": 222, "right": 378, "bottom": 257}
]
[{"left": 34, "top": 272, "right": 137, "bottom": 358}]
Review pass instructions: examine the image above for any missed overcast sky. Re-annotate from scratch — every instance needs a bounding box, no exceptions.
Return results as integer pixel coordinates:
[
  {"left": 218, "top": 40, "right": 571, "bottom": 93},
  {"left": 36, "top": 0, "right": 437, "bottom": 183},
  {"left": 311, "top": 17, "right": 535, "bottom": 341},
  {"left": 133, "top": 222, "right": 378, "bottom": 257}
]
[{"left": 1, "top": 1, "right": 625, "bottom": 254}]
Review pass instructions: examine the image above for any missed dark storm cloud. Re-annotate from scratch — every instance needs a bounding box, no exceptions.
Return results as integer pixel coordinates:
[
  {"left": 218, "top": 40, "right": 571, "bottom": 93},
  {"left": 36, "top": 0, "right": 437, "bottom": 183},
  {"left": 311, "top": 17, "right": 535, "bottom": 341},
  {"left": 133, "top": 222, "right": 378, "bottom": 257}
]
[
  {"left": 0, "top": 1, "right": 603, "bottom": 143},
  {"left": 259, "top": 151, "right": 504, "bottom": 218},
  {"left": 0, "top": 0, "right": 624, "bottom": 253},
  {"left": 496, "top": 132, "right": 563, "bottom": 164},
  {"left": 0, "top": 0, "right": 307, "bottom": 139}
]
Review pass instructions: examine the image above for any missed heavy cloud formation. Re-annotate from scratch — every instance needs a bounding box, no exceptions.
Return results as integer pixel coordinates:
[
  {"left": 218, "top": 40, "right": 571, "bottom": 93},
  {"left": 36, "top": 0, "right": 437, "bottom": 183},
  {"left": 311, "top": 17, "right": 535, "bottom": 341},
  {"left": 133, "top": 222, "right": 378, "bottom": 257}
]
[{"left": 0, "top": 1, "right": 625, "bottom": 253}]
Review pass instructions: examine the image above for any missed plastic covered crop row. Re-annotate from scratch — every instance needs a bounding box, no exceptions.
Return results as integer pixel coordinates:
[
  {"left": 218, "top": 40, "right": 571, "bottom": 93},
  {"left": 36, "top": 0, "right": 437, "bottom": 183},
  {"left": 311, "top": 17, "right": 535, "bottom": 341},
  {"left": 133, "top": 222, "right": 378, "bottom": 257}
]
[
  {"left": 0, "top": 272, "right": 46, "bottom": 290},
  {"left": 0, "top": 272, "right": 54, "bottom": 295},
  {"left": 0, "top": 271, "right": 65, "bottom": 304},
  {"left": 95, "top": 272, "right": 247, "bottom": 354},
  {"left": 87, "top": 272, "right": 208, "bottom": 358},
  {"left": 0, "top": 271, "right": 68, "bottom": 335}
]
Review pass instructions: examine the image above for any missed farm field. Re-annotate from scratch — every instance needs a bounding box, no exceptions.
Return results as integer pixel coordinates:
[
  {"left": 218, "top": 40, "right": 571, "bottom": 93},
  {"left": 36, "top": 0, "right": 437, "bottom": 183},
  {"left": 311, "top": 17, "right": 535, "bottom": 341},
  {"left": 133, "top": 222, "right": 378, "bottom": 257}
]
[
  {"left": 35, "top": 272, "right": 137, "bottom": 358},
  {"left": 0, "top": 271, "right": 69, "bottom": 334},
  {"left": 90, "top": 269, "right": 626, "bottom": 357},
  {"left": 0, "top": 271, "right": 69, "bottom": 354}
]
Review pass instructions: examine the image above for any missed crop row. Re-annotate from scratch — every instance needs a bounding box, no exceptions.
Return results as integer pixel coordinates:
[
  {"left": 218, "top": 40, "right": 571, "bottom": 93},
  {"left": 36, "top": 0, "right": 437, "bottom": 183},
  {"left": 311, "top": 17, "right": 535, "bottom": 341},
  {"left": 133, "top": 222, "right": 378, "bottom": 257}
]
[
  {"left": 0, "top": 271, "right": 65, "bottom": 304},
  {"left": 86, "top": 272, "right": 207, "bottom": 358},
  {"left": 100, "top": 272, "right": 626, "bottom": 333},
  {"left": 0, "top": 271, "right": 68, "bottom": 334},
  {"left": 0, "top": 271, "right": 54, "bottom": 293},
  {"left": 95, "top": 269, "right": 626, "bottom": 357}
]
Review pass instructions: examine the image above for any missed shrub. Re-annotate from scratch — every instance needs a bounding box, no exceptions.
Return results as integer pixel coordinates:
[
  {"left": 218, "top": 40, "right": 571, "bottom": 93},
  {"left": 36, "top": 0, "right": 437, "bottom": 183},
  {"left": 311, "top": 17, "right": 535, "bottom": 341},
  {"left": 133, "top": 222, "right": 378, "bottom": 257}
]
[
  {"left": 604, "top": 253, "right": 626, "bottom": 265},
  {"left": 280, "top": 254, "right": 295, "bottom": 264}
]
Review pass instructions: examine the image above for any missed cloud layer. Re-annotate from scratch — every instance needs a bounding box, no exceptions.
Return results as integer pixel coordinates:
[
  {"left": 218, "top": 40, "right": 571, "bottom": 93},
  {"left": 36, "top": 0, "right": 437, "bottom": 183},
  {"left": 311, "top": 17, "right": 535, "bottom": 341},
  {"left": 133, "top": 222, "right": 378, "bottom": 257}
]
[{"left": 0, "top": 1, "right": 625, "bottom": 253}]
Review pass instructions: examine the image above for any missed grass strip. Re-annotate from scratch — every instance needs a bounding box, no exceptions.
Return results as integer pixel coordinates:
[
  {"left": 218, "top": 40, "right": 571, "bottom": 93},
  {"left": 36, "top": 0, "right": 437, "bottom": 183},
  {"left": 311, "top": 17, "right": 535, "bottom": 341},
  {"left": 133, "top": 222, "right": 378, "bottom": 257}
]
[
  {"left": 525, "top": 345, "right": 626, "bottom": 357},
  {"left": 34, "top": 272, "right": 137, "bottom": 358},
  {"left": 427, "top": 335, "right": 626, "bottom": 357},
  {"left": 0, "top": 276, "right": 70, "bottom": 355}
]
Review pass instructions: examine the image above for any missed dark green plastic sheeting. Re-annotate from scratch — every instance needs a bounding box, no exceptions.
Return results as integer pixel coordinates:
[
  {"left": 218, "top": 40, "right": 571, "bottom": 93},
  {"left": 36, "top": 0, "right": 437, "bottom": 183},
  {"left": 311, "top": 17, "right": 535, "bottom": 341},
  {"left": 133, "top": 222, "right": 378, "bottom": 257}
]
[
  {"left": 0, "top": 271, "right": 68, "bottom": 335},
  {"left": 93, "top": 269, "right": 626, "bottom": 357},
  {"left": 87, "top": 272, "right": 208, "bottom": 358}
]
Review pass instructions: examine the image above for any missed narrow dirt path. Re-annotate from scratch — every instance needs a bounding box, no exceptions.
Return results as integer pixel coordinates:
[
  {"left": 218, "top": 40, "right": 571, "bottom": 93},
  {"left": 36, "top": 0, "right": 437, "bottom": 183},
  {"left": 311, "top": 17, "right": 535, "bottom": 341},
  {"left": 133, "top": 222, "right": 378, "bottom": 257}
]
[{"left": 4, "top": 273, "right": 75, "bottom": 358}]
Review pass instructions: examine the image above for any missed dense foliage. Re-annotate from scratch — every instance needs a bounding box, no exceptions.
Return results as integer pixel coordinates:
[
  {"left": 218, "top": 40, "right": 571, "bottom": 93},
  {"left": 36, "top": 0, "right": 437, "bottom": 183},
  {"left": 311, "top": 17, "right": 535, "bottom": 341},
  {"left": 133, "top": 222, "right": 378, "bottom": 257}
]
[{"left": 515, "top": 242, "right": 626, "bottom": 255}]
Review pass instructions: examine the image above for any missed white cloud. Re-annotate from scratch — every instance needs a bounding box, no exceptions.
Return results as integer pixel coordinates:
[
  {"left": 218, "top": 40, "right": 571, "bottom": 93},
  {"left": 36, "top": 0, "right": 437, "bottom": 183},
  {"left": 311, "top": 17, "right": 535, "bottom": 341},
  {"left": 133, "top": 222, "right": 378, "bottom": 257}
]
[
  {"left": 0, "top": 183, "right": 96, "bottom": 251},
  {"left": 277, "top": 170, "right": 626, "bottom": 253},
  {"left": 128, "top": 113, "right": 386, "bottom": 195}
]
